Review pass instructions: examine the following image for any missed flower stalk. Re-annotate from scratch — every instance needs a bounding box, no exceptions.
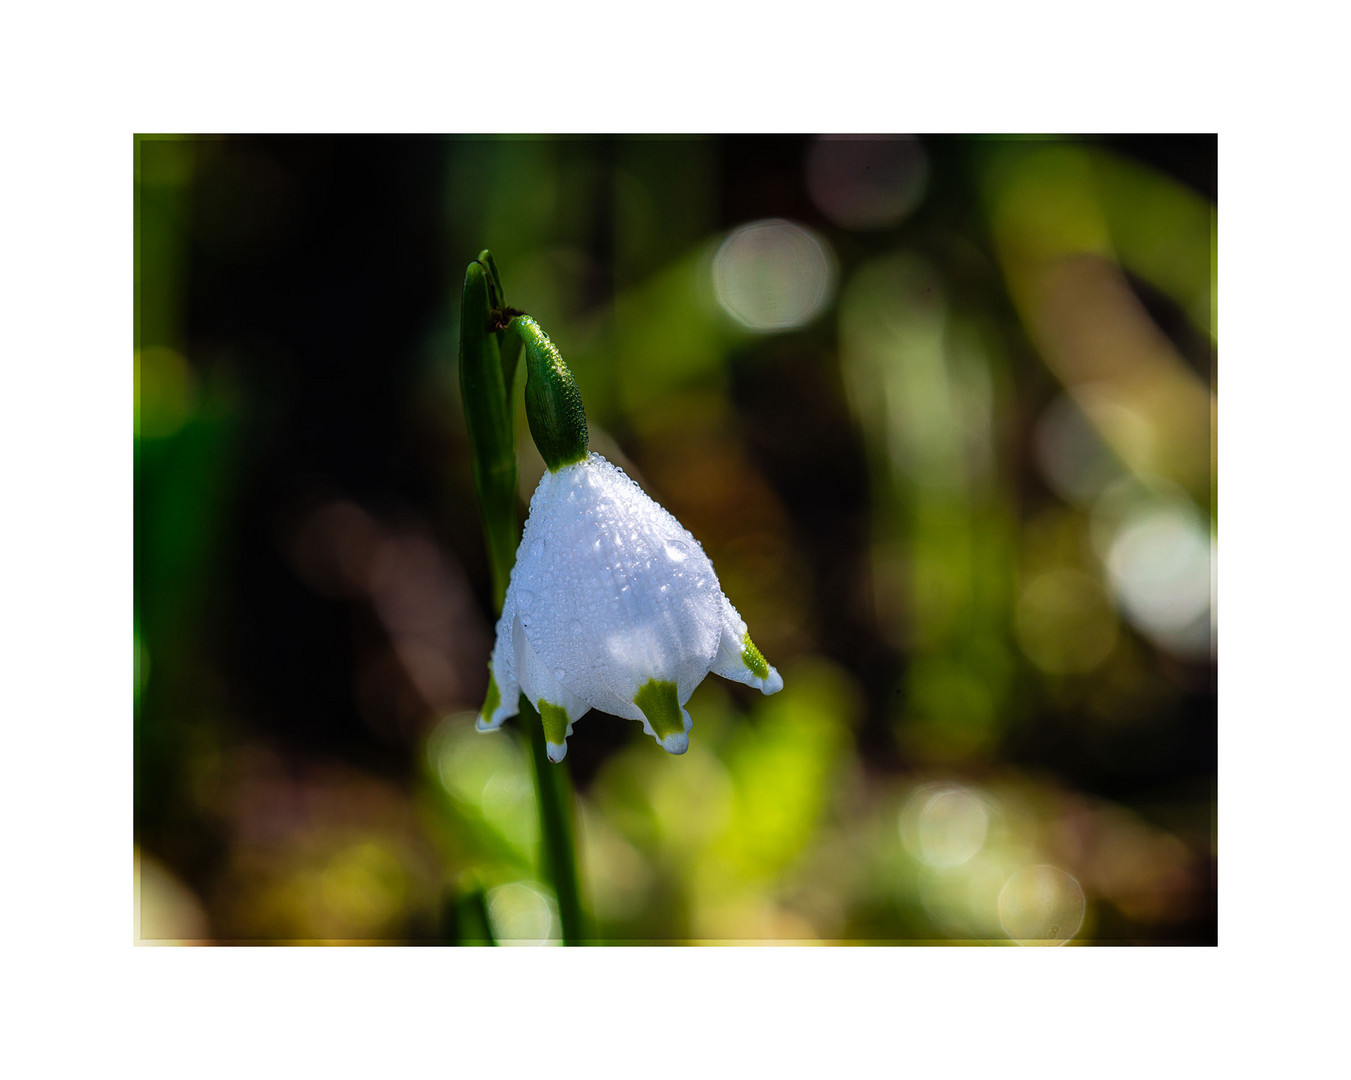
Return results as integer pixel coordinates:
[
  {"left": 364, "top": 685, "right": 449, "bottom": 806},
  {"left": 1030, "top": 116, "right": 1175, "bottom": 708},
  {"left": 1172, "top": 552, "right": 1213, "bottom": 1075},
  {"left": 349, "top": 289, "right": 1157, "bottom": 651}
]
[{"left": 458, "top": 250, "right": 586, "bottom": 944}]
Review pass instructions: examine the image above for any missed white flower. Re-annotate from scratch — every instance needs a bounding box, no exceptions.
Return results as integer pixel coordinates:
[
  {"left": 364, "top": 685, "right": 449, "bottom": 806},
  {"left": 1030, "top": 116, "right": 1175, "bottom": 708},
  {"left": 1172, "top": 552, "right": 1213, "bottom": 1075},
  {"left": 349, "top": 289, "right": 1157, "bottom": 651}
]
[{"left": 477, "top": 452, "right": 783, "bottom": 762}]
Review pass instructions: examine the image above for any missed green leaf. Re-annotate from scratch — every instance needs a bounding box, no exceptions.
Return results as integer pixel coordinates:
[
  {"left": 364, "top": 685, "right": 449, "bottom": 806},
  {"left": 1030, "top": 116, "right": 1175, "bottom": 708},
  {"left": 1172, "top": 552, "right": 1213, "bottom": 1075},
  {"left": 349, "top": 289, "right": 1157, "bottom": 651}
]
[{"left": 458, "top": 254, "right": 518, "bottom": 610}]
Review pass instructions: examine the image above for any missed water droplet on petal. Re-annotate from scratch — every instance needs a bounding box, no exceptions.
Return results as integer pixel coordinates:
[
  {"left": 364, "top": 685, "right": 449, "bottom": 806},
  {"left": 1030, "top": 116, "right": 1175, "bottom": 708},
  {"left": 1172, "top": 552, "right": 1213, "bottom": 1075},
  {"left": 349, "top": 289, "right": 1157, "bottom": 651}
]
[
  {"left": 518, "top": 590, "right": 535, "bottom": 610},
  {"left": 554, "top": 668, "right": 566, "bottom": 682},
  {"left": 664, "top": 540, "right": 689, "bottom": 564},
  {"left": 570, "top": 619, "right": 582, "bottom": 635},
  {"left": 530, "top": 538, "right": 545, "bottom": 558}
]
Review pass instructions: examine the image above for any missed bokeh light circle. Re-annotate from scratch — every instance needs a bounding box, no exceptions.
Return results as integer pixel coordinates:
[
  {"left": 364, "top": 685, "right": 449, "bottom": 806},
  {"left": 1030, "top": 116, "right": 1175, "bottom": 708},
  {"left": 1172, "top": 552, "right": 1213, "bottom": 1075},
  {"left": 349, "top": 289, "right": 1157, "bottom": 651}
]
[
  {"left": 487, "top": 881, "right": 558, "bottom": 944},
  {"left": 1105, "top": 497, "right": 1213, "bottom": 655},
  {"left": 712, "top": 219, "right": 836, "bottom": 332},
  {"left": 900, "top": 783, "right": 992, "bottom": 869},
  {"left": 805, "top": 135, "right": 928, "bottom": 230},
  {"left": 919, "top": 788, "right": 990, "bottom": 868},
  {"left": 998, "top": 865, "right": 1086, "bottom": 946}
]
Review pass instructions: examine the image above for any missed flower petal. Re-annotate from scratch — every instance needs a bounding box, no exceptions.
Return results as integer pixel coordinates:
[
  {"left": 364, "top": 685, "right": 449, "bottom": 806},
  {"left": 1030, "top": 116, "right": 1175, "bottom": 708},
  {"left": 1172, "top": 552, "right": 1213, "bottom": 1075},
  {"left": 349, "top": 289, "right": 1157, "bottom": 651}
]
[
  {"left": 710, "top": 594, "right": 784, "bottom": 694},
  {"left": 514, "top": 613, "right": 590, "bottom": 762},
  {"left": 512, "top": 454, "right": 724, "bottom": 717},
  {"left": 477, "top": 589, "right": 520, "bottom": 731}
]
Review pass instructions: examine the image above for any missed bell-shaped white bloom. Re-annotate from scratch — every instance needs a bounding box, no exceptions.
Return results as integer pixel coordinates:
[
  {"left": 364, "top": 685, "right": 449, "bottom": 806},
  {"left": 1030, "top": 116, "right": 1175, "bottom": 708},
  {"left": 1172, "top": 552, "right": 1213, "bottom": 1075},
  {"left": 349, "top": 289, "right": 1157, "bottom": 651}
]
[{"left": 478, "top": 452, "right": 782, "bottom": 762}]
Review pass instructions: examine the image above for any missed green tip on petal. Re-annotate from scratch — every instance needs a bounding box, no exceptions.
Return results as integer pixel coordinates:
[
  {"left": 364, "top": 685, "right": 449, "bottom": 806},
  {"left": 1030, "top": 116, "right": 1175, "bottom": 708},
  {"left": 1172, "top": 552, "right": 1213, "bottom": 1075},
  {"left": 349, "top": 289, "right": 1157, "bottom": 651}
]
[
  {"left": 741, "top": 633, "right": 770, "bottom": 680},
  {"left": 538, "top": 700, "right": 571, "bottom": 761},
  {"left": 477, "top": 671, "right": 502, "bottom": 731},
  {"left": 633, "top": 679, "right": 690, "bottom": 755}
]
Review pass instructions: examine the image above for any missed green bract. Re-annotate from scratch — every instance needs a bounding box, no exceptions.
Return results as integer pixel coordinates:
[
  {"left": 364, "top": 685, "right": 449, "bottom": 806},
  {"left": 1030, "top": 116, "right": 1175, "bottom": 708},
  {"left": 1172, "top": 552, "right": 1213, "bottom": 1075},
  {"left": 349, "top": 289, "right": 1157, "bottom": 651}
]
[{"left": 515, "top": 316, "right": 589, "bottom": 472}]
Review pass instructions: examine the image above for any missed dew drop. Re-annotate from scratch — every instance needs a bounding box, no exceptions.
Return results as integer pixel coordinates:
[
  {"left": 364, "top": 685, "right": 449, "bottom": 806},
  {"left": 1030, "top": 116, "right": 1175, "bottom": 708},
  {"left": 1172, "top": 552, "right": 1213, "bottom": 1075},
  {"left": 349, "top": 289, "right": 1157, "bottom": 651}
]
[
  {"left": 664, "top": 540, "right": 689, "bottom": 563},
  {"left": 570, "top": 619, "right": 583, "bottom": 635},
  {"left": 554, "top": 668, "right": 566, "bottom": 682},
  {"left": 518, "top": 590, "right": 535, "bottom": 610},
  {"left": 530, "top": 538, "right": 545, "bottom": 558}
]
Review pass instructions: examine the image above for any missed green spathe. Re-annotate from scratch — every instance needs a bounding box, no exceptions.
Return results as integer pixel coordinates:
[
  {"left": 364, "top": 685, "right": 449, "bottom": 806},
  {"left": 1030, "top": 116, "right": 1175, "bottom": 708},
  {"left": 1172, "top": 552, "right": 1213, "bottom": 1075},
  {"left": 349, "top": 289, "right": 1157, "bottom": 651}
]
[{"left": 516, "top": 316, "right": 588, "bottom": 472}]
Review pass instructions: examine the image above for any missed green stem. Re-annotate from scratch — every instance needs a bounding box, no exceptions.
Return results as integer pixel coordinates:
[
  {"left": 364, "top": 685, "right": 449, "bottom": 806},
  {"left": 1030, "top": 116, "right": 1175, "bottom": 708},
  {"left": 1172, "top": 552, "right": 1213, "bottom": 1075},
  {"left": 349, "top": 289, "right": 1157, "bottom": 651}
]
[
  {"left": 518, "top": 697, "right": 587, "bottom": 945},
  {"left": 459, "top": 250, "right": 587, "bottom": 946},
  {"left": 443, "top": 882, "right": 496, "bottom": 945}
]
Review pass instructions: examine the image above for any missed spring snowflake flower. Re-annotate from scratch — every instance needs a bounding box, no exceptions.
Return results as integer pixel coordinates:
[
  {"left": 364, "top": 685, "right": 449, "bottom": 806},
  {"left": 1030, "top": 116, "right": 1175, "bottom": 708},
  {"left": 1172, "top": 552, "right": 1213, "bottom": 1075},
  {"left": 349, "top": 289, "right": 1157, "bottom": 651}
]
[{"left": 477, "top": 452, "right": 783, "bottom": 762}]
